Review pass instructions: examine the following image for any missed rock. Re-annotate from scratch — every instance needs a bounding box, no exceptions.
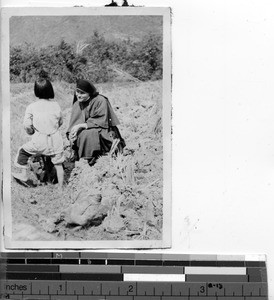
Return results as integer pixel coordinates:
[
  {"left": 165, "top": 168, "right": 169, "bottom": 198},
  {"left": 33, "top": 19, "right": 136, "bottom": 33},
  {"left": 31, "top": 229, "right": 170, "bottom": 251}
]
[
  {"left": 103, "top": 212, "right": 125, "bottom": 233},
  {"left": 53, "top": 212, "right": 65, "bottom": 225},
  {"left": 39, "top": 216, "right": 57, "bottom": 233},
  {"left": 29, "top": 198, "right": 37, "bottom": 204},
  {"left": 13, "top": 223, "right": 55, "bottom": 241},
  {"left": 121, "top": 208, "right": 143, "bottom": 231},
  {"left": 101, "top": 188, "right": 118, "bottom": 207},
  {"left": 145, "top": 201, "right": 155, "bottom": 224},
  {"left": 65, "top": 193, "right": 107, "bottom": 226}
]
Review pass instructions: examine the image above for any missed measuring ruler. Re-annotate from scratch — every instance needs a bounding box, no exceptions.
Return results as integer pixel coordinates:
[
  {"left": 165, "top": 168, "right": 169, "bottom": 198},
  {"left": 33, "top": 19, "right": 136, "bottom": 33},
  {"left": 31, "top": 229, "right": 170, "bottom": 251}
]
[{"left": 0, "top": 252, "right": 268, "bottom": 299}]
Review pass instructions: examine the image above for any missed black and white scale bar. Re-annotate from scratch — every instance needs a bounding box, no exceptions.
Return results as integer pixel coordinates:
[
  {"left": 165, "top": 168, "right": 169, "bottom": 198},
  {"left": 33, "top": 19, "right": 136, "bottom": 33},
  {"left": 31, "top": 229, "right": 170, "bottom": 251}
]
[
  {"left": 0, "top": 258, "right": 267, "bottom": 268},
  {"left": 0, "top": 253, "right": 267, "bottom": 267},
  {"left": 1, "top": 273, "right": 266, "bottom": 283},
  {"left": 0, "top": 296, "right": 269, "bottom": 300},
  {"left": 1, "top": 265, "right": 267, "bottom": 282},
  {"left": 0, "top": 253, "right": 267, "bottom": 299},
  {"left": 0, "top": 281, "right": 268, "bottom": 297}
]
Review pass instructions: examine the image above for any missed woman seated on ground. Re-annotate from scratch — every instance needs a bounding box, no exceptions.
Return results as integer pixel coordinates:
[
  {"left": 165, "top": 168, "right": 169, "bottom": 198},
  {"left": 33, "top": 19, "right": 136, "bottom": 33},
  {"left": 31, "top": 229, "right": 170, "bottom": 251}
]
[{"left": 67, "top": 79, "right": 125, "bottom": 166}]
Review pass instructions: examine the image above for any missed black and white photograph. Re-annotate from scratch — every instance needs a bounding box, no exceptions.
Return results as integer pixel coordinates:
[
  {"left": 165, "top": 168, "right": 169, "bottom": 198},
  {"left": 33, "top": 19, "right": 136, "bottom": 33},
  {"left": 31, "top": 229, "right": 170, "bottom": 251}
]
[{"left": 1, "top": 7, "right": 172, "bottom": 248}]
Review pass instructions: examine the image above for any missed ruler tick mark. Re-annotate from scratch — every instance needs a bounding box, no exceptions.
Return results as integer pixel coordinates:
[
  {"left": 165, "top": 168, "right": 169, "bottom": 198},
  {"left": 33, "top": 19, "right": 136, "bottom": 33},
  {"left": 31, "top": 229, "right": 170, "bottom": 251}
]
[{"left": 1, "top": 254, "right": 268, "bottom": 300}]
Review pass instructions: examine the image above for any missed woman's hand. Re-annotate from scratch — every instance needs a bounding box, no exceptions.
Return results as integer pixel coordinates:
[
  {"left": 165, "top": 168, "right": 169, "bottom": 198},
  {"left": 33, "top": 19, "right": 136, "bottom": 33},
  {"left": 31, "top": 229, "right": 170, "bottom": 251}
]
[
  {"left": 69, "top": 123, "right": 88, "bottom": 140},
  {"left": 25, "top": 125, "right": 35, "bottom": 135}
]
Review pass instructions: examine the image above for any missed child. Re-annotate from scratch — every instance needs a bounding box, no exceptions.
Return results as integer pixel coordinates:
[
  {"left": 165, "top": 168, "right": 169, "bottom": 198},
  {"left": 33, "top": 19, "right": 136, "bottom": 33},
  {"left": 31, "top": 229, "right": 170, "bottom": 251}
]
[{"left": 12, "top": 78, "right": 64, "bottom": 189}]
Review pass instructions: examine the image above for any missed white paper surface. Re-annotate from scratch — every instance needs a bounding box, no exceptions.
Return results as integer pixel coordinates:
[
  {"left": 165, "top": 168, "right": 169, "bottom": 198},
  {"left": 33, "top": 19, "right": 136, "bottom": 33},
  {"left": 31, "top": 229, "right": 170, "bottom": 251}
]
[{"left": 1, "top": 0, "right": 274, "bottom": 297}]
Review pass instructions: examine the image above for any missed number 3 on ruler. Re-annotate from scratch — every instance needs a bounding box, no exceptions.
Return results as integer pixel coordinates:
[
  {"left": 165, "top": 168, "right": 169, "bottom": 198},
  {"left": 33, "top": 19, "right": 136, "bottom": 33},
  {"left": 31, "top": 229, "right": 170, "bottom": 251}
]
[{"left": 200, "top": 285, "right": 206, "bottom": 294}]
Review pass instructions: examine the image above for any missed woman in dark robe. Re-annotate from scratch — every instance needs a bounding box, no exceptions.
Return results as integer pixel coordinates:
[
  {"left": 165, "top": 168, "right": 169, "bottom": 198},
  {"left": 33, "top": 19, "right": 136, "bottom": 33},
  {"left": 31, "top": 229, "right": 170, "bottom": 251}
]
[{"left": 67, "top": 79, "right": 125, "bottom": 166}]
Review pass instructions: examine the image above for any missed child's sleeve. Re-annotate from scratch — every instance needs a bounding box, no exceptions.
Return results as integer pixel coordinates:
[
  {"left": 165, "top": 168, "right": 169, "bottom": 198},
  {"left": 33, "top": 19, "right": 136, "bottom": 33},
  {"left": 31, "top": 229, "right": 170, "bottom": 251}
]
[
  {"left": 23, "top": 105, "right": 33, "bottom": 129},
  {"left": 58, "top": 104, "right": 63, "bottom": 127},
  {"left": 23, "top": 104, "right": 35, "bottom": 135}
]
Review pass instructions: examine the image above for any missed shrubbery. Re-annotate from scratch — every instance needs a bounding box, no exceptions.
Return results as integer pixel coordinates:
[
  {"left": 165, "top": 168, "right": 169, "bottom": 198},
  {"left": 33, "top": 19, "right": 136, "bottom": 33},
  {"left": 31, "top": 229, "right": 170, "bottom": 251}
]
[{"left": 10, "top": 31, "right": 163, "bottom": 83}]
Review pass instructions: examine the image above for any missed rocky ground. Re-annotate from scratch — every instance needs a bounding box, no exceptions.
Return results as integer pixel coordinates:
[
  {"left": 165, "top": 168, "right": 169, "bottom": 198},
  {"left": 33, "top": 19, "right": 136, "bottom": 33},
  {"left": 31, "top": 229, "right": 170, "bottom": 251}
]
[{"left": 10, "top": 80, "right": 163, "bottom": 242}]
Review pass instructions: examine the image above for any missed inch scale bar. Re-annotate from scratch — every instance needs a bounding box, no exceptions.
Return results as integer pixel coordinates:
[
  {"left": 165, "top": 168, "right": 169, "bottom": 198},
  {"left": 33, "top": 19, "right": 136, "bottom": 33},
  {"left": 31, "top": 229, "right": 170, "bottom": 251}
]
[
  {"left": 0, "top": 296, "right": 270, "bottom": 300},
  {"left": 0, "top": 280, "right": 268, "bottom": 299},
  {"left": 0, "top": 253, "right": 268, "bottom": 299}
]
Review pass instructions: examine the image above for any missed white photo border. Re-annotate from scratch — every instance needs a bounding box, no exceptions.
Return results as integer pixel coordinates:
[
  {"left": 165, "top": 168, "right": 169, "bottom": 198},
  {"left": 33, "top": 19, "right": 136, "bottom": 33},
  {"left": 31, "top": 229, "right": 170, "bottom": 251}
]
[{"left": 1, "top": 6, "right": 172, "bottom": 249}]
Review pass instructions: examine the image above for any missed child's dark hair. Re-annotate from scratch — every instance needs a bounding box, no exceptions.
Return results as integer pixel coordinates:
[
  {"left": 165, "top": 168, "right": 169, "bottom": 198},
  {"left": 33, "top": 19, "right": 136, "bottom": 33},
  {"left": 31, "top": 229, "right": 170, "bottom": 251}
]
[{"left": 34, "top": 78, "right": 54, "bottom": 99}]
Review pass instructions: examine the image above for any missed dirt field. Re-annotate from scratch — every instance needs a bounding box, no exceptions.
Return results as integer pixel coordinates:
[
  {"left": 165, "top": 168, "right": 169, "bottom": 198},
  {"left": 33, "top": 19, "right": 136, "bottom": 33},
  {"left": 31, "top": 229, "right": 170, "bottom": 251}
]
[{"left": 10, "top": 80, "right": 163, "bottom": 241}]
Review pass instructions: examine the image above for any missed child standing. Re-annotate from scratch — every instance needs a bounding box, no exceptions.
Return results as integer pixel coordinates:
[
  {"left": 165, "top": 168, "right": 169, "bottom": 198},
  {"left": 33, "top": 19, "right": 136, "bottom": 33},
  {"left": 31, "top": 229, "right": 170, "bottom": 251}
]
[{"left": 12, "top": 78, "right": 64, "bottom": 189}]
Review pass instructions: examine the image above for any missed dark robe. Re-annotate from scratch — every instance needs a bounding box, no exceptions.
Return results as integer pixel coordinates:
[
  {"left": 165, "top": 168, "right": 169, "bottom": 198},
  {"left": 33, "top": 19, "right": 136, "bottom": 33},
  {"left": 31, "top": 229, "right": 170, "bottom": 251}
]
[{"left": 67, "top": 94, "right": 125, "bottom": 160}]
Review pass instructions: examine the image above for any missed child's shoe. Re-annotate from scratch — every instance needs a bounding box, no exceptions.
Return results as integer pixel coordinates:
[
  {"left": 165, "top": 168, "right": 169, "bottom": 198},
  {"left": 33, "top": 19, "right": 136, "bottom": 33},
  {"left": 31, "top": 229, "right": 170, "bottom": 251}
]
[{"left": 12, "top": 172, "right": 29, "bottom": 182}]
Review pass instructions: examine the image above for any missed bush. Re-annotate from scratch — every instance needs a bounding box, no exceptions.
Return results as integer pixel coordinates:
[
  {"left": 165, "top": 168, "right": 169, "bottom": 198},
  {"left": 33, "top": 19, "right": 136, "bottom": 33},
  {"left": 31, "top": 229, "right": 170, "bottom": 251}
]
[{"left": 10, "top": 32, "right": 163, "bottom": 83}]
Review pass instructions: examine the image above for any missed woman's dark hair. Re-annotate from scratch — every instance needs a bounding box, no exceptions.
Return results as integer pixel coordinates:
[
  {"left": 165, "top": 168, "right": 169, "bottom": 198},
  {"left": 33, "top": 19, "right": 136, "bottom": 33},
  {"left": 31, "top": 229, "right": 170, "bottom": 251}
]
[{"left": 34, "top": 78, "right": 54, "bottom": 99}]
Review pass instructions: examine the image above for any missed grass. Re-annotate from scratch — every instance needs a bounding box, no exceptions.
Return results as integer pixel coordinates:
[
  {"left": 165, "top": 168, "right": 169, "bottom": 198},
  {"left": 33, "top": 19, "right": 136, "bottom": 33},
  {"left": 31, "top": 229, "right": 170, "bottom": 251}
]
[{"left": 10, "top": 79, "right": 164, "bottom": 241}]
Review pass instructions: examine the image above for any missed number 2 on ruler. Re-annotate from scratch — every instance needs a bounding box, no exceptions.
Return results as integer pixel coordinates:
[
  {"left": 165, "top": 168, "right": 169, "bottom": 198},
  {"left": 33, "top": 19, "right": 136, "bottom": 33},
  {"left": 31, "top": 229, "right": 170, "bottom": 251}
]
[{"left": 128, "top": 285, "right": 134, "bottom": 294}]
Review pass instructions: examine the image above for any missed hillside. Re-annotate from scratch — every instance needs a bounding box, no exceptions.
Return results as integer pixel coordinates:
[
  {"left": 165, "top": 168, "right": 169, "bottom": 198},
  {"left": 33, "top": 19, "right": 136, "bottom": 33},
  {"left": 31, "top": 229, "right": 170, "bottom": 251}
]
[
  {"left": 10, "top": 15, "right": 163, "bottom": 48},
  {"left": 10, "top": 80, "right": 164, "bottom": 242}
]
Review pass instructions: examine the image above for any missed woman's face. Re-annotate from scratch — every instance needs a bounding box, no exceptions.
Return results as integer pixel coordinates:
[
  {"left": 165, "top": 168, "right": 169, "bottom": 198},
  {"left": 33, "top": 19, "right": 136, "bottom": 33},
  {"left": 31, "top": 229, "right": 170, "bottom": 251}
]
[{"left": 76, "top": 88, "right": 90, "bottom": 102}]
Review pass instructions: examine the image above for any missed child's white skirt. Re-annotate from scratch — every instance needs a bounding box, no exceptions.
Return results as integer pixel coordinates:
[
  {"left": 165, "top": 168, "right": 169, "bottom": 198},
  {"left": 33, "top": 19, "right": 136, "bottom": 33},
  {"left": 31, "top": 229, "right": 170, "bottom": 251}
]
[{"left": 22, "top": 131, "right": 64, "bottom": 160}]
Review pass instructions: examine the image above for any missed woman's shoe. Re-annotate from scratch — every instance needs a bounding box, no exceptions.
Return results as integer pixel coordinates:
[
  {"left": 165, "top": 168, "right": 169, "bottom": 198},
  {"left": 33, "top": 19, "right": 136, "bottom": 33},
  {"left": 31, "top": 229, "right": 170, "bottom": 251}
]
[{"left": 88, "top": 157, "right": 97, "bottom": 167}]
